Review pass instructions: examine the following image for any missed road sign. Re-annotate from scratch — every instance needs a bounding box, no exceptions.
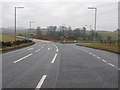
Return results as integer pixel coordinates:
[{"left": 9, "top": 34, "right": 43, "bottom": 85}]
[{"left": 65, "top": 34, "right": 68, "bottom": 38}]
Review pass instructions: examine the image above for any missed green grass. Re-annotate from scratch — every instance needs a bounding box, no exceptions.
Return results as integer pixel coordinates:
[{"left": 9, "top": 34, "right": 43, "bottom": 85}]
[
  {"left": 0, "top": 34, "right": 23, "bottom": 42},
  {"left": 86, "top": 31, "right": 118, "bottom": 40},
  {"left": 77, "top": 43, "right": 119, "bottom": 54}
]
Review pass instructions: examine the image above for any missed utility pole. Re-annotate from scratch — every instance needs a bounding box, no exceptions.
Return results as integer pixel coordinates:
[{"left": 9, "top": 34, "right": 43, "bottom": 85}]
[
  {"left": 30, "top": 21, "right": 34, "bottom": 29},
  {"left": 14, "top": 7, "right": 24, "bottom": 45},
  {"left": 88, "top": 7, "right": 97, "bottom": 43}
]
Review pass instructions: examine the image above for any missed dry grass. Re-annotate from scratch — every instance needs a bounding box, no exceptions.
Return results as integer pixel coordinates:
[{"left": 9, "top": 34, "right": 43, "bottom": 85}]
[{"left": 0, "top": 34, "right": 23, "bottom": 42}]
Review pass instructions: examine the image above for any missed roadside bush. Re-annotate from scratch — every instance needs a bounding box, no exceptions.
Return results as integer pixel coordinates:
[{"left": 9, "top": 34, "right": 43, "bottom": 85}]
[
  {"left": 4, "top": 41, "right": 12, "bottom": 46},
  {"left": 2, "top": 39, "right": 33, "bottom": 47}
]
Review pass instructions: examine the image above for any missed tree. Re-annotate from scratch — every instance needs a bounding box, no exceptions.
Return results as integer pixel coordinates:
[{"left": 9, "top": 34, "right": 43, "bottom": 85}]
[{"left": 82, "top": 27, "right": 86, "bottom": 40}]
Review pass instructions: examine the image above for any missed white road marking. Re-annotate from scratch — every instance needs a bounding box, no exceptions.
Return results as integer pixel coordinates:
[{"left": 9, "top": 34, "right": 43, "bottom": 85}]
[
  {"left": 13, "top": 53, "right": 32, "bottom": 63},
  {"left": 2, "top": 43, "right": 37, "bottom": 55},
  {"left": 96, "top": 57, "right": 101, "bottom": 59},
  {"left": 81, "top": 49, "right": 119, "bottom": 70},
  {"left": 56, "top": 49, "right": 58, "bottom": 52},
  {"left": 35, "top": 75, "right": 47, "bottom": 89},
  {"left": 51, "top": 54, "right": 57, "bottom": 63},
  {"left": 36, "top": 49, "right": 41, "bottom": 52},
  {"left": 108, "top": 63, "right": 114, "bottom": 67},
  {"left": 48, "top": 48, "right": 50, "bottom": 50},
  {"left": 41, "top": 44, "right": 45, "bottom": 48},
  {"left": 92, "top": 54, "right": 96, "bottom": 57},
  {"left": 89, "top": 52, "right": 92, "bottom": 55},
  {"left": 102, "top": 59, "right": 107, "bottom": 63},
  {"left": 53, "top": 44, "right": 57, "bottom": 48},
  {"left": 28, "top": 48, "right": 33, "bottom": 50}
]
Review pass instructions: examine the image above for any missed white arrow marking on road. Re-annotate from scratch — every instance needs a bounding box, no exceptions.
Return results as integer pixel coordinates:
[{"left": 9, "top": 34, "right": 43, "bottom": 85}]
[
  {"left": 51, "top": 54, "right": 57, "bottom": 63},
  {"left": 13, "top": 53, "right": 32, "bottom": 63},
  {"left": 35, "top": 75, "right": 47, "bottom": 89}
]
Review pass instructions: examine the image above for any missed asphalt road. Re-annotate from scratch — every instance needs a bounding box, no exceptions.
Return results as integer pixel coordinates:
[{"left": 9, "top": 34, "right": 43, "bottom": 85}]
[{"left": 2, "top": 39, "right": 119, "bottom": 89}]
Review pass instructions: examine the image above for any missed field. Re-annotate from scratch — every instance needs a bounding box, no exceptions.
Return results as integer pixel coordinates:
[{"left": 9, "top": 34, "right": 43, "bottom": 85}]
[
  {"left": 77, "top": 43, "right": 119, "bottom": 54},
  {"left": 97, "top": 31, "right": 118, "bottom": 40},
  {"left": 0, "top": 34, "right": 23, "bottom": 42}
]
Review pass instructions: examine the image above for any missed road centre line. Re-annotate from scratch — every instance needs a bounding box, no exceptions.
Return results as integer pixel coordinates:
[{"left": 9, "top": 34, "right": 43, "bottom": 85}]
[
  {"left": 13, "top": 53, "right": 32, "bottom": 63},
  {"left": 35, "top": 75, "right": 47, "bottom": 89},
  {"left": 28, "top": 48, "right": 33, "bottom": 50},
  {"left": 36, "top": 49, "right": 41, "bottom": 52},
  {"left": 53, "top": 44, "right": 57, "bottom": 49},
  {"left": 96, "top": 56, "right": 101, "bottom": 59},
  {"left": 56, "top": 49, "right": 58, "bottom": 52},
  {"left": 48, "top": 48, "right": 50, "bottom": 50},
  {"left": 36, "top": 44, "right": 45, "bottom": 52},
  {"left": 51, "top": 53, "right": 57, "bottom": 63},
  {"left": 102, "top": 59, "right": 107, "bottom": 63},
  {"left": 108, "top": 63, "right": 115, "bottom": 67}
]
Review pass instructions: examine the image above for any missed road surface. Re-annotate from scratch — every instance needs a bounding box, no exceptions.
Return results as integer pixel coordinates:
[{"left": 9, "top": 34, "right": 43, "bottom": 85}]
[{"left": 2, "top": 39, "right": 119, "bottom": 89}]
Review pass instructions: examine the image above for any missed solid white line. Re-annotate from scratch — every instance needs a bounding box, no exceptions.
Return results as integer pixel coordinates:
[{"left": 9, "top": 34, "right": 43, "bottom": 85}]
[
  {"left": 51, "top": 54, "right": 57, "bottom": 63},
  {"left": 28, "top": 48, "right": 33, "bottom": 50},
  {"left": 108, "top": 63, "right": 114, "bottom": 67},
  {"left": 35, "top": 75, "right": 47, "bottom": 89},
  {"left": 56, "top": 49, "right": 58, "bottom": 52},
  {"left": 13, "top": 53, "right": 32, "bottom": 63}
]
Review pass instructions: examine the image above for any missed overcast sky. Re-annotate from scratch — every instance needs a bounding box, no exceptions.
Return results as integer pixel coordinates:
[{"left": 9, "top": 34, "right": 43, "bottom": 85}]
[{"left": 1, "top": 0, "right": 119, "bottom": 31}]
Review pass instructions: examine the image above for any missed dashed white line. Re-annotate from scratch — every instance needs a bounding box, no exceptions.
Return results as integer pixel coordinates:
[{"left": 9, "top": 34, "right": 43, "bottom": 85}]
[
  {"left": 82, "top": 49, "right": 119, "bottom": 70},
  {"left": 92, "top": 54, "right": 96, "bottom": 57},
  {"left": 108, "top": 63, "right": 115, "bottom": 67},
  {"left": 13, "top": 53, "right": 32, "bottom": 63},
  {"left": 41, "top": 44, "right": 45, "bottom": 48},
  {"left": 96, "top": 57, "right": 101, "bottom": 59},
  {"left": 102, "top": 59, "right": 107, "bottom": 63},
  {"left": 53, "top": 44, "right": 57, "bottom": 49},
  {"left": 48, "top": 48, "right": 50, "bottom": 50},
  {"left": 51, "top": 53, "right": 57, "bottom": 63},
  {"left": 89, "top": 52, "right": 92, "bottom": 55},
  {"left": 36, "top": 49, "right": 41, "bottom": 52},
  {"left": 35, "top": 75, "right": 47, "bottom": 89},
  {"left": 28, "top": 48, "right": 33, "bottom": 50},
  {"left": 56, "top": 49, "right": 58, "bottom": 52}
]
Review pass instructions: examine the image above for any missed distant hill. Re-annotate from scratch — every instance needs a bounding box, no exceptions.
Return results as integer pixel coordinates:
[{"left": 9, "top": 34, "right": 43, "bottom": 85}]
[{"left": 3, "top": 27, "right": 27, "bottom": 30}]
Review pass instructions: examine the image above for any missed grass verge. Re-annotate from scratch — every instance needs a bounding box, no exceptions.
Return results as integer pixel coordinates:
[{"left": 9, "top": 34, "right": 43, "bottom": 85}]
[
  {"left": 62, "top": 40, "right": 100, "bottom": 44},
  {"left": 1, "top": 42, "right": 35, "bottom": 52},
  {"left": 76, "top": 43, "right": 119, "bottom": 54}
]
